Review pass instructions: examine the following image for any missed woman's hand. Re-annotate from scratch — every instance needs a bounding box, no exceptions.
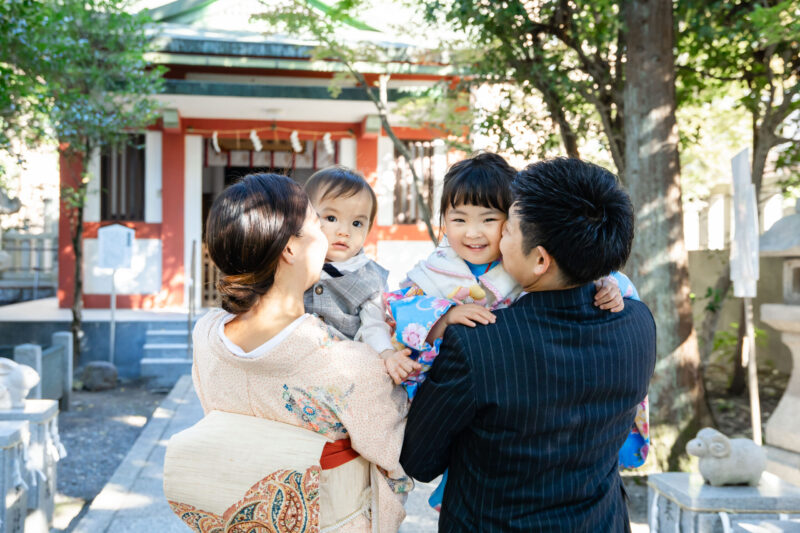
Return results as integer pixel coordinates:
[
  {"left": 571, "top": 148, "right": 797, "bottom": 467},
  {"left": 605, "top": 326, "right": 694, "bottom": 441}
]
[
  {"left": 594, "top": 276, "right": 624, "bottom": 312},
  {"left": 381, "top": 348, "right": 420, "bottom": 385},
  {"left": 444, "top": 303, "right": 496, "bottom": 327}
]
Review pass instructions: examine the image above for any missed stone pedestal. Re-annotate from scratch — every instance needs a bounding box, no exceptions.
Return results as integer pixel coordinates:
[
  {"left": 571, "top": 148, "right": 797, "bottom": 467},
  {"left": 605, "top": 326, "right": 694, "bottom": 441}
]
[
  {"left": 761, "top": 304, "right": 800, "bottom": 484},
  {"left": 0, "top": 400, "right": 65, "bottom": 531},
  {"left": 761, "top": 305, "right": 800, "bottom": 452},
  {"left": 0, "top": 421, "right": 28, "bottom": 533},
  {"left": 648, "top": 472, "right": 800, "bottom": 532}
]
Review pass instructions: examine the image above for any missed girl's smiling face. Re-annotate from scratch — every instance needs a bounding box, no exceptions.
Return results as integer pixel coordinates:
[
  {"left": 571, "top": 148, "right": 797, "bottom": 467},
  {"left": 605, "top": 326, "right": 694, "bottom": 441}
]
[{"left": 444, "top": 203, "right": 507, "bottom": 265}]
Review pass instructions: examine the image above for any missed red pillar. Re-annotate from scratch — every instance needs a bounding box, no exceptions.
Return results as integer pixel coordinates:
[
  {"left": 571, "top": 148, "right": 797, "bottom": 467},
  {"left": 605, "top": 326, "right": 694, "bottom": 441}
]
[
  {"left": 357, "top": 137, "right": 381, "bottom": 257},
  {"left": 160, "top": 132, "right": 185, "bottom": 308},
  {"left": 57, "top": 152, "right": 83, "bottom": 308}
]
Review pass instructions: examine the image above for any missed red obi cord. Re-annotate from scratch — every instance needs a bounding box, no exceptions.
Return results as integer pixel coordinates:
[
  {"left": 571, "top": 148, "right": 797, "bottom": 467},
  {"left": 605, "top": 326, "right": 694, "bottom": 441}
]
[{"left": 320, "top": 438, "right": 360, "bottom": 470}]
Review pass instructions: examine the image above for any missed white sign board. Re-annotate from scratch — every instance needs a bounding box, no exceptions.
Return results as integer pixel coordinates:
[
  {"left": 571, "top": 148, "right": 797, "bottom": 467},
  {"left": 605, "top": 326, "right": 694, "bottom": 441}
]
[
  {"left": 97, "top": 224, "right": 134, "bottom": 270},
  {"left": 730, "top": 149, "right": 760, "bottom": 298}
]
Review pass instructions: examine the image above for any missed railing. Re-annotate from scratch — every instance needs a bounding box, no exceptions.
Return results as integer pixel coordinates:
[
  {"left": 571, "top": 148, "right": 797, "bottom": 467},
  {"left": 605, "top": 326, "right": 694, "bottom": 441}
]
[
  {"left": 0, "top": 231, "right": 58, "bottom": 285},
  {"left": 13, "top": 331, "right": 73, "bottom": 411},
  {"left": 202, "top": 245, "right": 221, "bottom": 308},
  {"left": 393, "top": 141, "right": 436, "bottom": 224}
]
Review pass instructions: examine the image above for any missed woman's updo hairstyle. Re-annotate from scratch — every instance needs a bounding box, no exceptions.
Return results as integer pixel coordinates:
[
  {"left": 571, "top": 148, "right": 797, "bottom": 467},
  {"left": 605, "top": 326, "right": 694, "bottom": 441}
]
[{"left": 205, "top": 173, "right": 309, "bottom": 314}]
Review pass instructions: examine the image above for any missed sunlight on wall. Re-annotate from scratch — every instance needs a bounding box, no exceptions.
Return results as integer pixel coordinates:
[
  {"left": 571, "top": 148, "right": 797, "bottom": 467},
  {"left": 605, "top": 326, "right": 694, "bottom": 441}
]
[{"left": 763, "top": 193, "right": 784, "bottom": 232}]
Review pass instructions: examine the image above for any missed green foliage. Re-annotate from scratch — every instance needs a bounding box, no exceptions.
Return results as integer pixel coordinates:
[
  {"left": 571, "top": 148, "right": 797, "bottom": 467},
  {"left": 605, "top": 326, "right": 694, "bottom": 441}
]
[
  {"left": 675, "top": 0, "right": 800, "bottom": 184},
  {"left": 711, "top": 322, "right": 767, "bottom": 365},
  {"left": 421, "top": 0, "right": 626, "bottom": 171},
  {"left": 1, "top": 0, "right": 165, "bottom": 188},
  {"left": 699, "top": 284, "right": 732, "bottom": 314},
  {"left": 0, "top": 0, "right": 56, "bottom": 168},
  {"left": 44, "top": 0, "right": 165, "bottom": 162}
]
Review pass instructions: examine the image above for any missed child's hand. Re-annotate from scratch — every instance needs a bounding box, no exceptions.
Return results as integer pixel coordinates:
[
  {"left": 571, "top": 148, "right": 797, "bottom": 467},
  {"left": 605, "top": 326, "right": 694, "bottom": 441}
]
[
  {"left": 444, "top": 304, "right": 496, "bottom": 327},
  {"left": 381, "top": 348, "right": 420, "bottom": 385},
  {"left": 594, "top": 276, "right": 624, "bottom": 312}
]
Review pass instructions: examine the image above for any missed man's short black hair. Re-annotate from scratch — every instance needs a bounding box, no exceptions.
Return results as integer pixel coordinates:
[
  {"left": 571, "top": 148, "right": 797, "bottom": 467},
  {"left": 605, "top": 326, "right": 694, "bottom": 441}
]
[
  {"left": 439, "top": 152, "right": 516, "bottom": 222},
  {"left": 511, "top": 157, "right": 634, "bottom": 286}
]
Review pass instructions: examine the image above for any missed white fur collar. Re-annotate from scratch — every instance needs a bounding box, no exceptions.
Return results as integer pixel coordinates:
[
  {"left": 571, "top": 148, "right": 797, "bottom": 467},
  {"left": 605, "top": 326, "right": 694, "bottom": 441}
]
[{"left": 406, "top": 236, "right": 522, "bottom": 308}]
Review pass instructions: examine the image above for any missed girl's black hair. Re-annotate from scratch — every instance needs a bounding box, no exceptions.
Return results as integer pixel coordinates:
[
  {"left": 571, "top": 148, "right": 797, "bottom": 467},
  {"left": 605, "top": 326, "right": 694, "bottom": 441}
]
[{"left": 439, "top": 152, "right": 516, "bottom": 222}]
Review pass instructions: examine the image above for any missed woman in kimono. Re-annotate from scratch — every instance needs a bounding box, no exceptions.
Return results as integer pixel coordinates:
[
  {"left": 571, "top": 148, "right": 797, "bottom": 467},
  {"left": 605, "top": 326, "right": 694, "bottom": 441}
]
[{"left": 173, "top": 173, "right": 409, "bottom": 533}]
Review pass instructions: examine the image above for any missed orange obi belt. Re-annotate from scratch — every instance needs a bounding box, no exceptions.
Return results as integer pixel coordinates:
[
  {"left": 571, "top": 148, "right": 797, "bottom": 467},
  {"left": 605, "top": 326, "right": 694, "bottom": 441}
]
[{"left": 320, "top": 438, "right": 360, "bottom": 470}]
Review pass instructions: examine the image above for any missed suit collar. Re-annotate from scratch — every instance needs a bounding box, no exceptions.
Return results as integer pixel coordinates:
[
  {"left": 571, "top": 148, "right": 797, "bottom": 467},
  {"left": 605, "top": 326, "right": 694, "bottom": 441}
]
[{"left": 515, "top": 282, "right": 596, "bottom": 309}]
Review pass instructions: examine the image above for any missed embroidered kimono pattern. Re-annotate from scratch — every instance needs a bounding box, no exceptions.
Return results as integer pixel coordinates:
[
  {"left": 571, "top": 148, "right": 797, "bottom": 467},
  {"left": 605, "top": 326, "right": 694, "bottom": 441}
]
[
  {"left": 191, "top": 310, "right": 410, "bottom": 532},
  {"left": 169, "top": 468, "right": 321, "bottom": 533}
]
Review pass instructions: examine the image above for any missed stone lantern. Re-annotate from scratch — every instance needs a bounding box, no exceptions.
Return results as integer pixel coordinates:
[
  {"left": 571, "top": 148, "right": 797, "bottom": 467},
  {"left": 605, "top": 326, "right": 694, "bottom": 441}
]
[{"left": 760, "top": 199, "right": 800, "bottom": 484}]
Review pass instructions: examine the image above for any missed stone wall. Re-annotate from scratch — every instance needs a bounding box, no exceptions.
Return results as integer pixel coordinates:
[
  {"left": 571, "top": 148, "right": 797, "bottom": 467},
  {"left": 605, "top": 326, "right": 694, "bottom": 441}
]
[
  {"left": 688, "top": 250, "right": 791, "bottom": 373},
  {"left": 0, "top": 320, "right": 193, "bottom": 379}
]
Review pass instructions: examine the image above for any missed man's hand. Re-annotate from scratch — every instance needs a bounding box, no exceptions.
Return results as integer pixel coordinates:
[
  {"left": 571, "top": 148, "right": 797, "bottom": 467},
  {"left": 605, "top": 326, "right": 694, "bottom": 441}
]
[
  {"left": 594, "top": 276, "right": 624, "bottom": 312},
  {"left": 444, "top": 304, "right": 496, "bottom": 327},
  {"left": 381, "top": 348, "right": 420, "bottom": 385}
]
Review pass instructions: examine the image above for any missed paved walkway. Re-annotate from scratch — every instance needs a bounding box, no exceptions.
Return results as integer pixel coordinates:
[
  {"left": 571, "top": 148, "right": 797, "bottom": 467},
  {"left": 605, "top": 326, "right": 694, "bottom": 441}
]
[
  {"left": 72, "top": 376, "right": 440, "bottom": 532},
  {"left": 72, "top": 375, "right": 646, "bottom": 532}
]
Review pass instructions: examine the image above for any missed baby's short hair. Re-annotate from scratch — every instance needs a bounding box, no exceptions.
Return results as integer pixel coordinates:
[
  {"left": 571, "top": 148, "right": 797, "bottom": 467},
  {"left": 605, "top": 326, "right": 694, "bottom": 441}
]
[{"left": 304, "top": 165, "right": 378, "bottom": 228}]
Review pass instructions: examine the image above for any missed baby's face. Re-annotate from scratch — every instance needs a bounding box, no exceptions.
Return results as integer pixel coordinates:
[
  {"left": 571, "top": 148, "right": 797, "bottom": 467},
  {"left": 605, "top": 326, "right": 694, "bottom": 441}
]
[{"left": 313, "top": 189, "right": 373, "bottom": 263}]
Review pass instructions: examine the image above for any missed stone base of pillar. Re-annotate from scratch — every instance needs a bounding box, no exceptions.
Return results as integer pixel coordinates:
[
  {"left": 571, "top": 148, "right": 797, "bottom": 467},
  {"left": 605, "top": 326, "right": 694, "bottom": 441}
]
[{"left": 766, "top": 444, "right": 800, "bottom": 486}]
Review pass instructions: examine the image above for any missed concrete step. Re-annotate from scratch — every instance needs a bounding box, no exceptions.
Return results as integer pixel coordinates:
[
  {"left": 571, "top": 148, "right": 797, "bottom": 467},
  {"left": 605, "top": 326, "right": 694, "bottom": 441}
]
[
  {"left": 142, "top": 342, "right": 190, "bottom": 359},
  {"left": 140, "top": 357, "right": 192, "bottom": 390},
  {"left": 146, "top": 329, "right": 191, "bottom": 344}
]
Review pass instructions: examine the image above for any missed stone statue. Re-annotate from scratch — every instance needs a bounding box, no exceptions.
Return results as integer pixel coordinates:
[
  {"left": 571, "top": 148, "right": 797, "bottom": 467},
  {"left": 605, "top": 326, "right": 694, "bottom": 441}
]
[
  {"left": 686, "top": 427, "right": 766, "bottom": 486},
  {"left": 0, "top": 358, "right": 40, "bottom": 409}
]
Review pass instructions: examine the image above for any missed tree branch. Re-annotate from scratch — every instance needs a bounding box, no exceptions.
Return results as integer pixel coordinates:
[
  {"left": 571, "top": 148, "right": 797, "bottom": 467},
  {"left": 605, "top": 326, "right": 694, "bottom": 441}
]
[{"left": 309, "top": 9, "right": 439, "bottom": 244}]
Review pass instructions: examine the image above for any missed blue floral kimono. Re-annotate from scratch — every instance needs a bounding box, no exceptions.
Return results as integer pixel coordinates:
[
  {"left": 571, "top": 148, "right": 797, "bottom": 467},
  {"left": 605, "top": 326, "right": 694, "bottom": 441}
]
[{"left": 386, "top": 241, "right": 650, "bottom": 509}]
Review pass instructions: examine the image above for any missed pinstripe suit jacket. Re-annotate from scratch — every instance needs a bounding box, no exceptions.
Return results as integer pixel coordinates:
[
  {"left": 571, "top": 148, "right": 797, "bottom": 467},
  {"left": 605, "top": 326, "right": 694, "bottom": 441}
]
[{"left": 400, "top": 283, "right": 656, "bottom": 532}]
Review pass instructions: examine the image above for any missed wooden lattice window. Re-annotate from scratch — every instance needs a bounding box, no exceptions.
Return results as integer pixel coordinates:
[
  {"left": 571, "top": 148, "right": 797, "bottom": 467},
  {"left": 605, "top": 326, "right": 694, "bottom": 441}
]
[
  {"left": 393, "top": 141, "right": 435, "bottom": 224},
  {"left": 100, "top": 134, "right": 145, "bottom": 221}
]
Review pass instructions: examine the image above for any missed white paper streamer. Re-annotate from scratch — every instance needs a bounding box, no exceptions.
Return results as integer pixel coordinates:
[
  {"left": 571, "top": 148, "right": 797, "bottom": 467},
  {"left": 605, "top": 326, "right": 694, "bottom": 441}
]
[
  {"left": 379, "top": 74, "right": 390, "bottom": 106},
  {"left": 323, "top": 132, "right": 334, "bottom": 155},
  {"left": 211, "top": 131, "right": 221, "bottom": 153},
  {"left": 290, "top": 130, "right": 302, "bottom": 153},
  {"left": 249, "top": 129, "right": 263, "bottom": 152}
]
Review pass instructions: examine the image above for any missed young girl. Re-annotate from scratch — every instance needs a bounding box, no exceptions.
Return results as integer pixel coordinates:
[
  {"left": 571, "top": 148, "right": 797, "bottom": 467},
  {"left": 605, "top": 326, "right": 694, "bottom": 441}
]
[{"left": 384, "top": 152, "right": 647, "bottom": 510}]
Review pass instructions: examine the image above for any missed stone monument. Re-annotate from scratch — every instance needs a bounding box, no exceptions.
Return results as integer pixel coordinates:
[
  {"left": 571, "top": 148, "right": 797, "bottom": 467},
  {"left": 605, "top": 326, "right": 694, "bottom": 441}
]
[
  {"left": 0, "top": 359, "right": 40, "bottom": 410},
  {"left": 760, "top": 199, "right": 800, "bottom": 485},
  {"left": 0, "top": 421, "right": 28, "bottom": 533},
  {"left": 648, "top": 472, "right": 800, "bottom": 532}
]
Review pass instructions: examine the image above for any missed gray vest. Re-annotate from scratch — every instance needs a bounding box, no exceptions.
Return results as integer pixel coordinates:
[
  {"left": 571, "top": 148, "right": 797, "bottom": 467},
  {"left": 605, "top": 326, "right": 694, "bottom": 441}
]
[{"left": 303, "top": 260, "right": 389, "bottom": 340}]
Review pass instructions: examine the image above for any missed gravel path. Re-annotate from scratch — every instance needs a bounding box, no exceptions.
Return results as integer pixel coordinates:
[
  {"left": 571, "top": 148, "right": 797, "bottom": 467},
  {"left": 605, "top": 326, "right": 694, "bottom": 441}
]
[{"left": 53, "top": 380, "right": 166, "bottom": 532}]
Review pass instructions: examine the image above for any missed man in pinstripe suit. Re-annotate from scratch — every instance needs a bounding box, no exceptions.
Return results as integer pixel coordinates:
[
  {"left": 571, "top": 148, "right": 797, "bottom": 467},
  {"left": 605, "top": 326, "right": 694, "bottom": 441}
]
[{"left": 400, "top": 158, "right": 656, "bottom": 532}]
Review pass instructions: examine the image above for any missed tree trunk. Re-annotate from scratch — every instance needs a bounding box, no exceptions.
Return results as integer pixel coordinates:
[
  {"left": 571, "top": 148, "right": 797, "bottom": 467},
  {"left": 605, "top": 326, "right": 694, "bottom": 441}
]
[
  {"left": 728, "top": 301, "right": 747, "bottom": 395},
  {"left": 547, "top": 98, "right": 580, "bottom": 159},
  {"left": 698, "top": 266, "right": 732, "bottom": 363},
  {"left": 623, "top": 0, "right": 711, "bottom": 471},
  {"left": 70, "top": 189, "right": 84, "bottom": 365},
  {"left": 532, "top": 79, "right": 581, "bottom": 159}
]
